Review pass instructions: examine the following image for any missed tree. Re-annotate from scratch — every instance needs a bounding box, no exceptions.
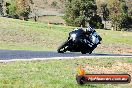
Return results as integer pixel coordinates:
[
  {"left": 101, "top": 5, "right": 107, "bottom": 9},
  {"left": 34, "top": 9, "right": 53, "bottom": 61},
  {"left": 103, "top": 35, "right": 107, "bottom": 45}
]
[
  {"left": 16, "top": 0, "right": 31, "bottom": 20},
  {"left": 119, "top": 0, "right": 132, "bottom": 30},
  {"left": 8, "top": 1, "right": 17, "bottom": 18},
  {"left": 108, "top": 0, "right": 129, "bottom": 31},
  {"left": 7, "top": 0, "right": 31, "bottom": 20},
  {"left": 100, "top": 3, "right": 109, "bottom": 29},
  {"left": 96, "top": 0, "right": 109, "bottom": 29},
  {"left": 89, "top": 14, "right": 104, "bottom": 29},
  {"left": 64, "top": 0, "right": 97, "bottom": 27},
  {"left": 129, "top": 9, "right": 132, "bottom": 17}
]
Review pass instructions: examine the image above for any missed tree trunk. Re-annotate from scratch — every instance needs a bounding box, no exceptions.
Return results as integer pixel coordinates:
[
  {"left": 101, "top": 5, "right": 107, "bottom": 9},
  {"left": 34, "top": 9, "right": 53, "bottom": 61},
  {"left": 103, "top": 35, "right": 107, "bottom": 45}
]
[
  {"left": 104, "top": 20, "right": 106, "bottom": 29},
  {"left": 81, "top": 19, "right": 85, "bottom": 27},
  {"left": 34, "top": 16, "right": 37, "bottom": 22}
]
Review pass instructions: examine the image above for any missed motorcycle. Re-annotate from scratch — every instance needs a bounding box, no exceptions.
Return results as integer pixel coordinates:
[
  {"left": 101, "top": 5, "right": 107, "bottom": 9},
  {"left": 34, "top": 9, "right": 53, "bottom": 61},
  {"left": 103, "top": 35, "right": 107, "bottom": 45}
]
[{"left": 57, "top": 28, "right": 102, "bottom": 54}]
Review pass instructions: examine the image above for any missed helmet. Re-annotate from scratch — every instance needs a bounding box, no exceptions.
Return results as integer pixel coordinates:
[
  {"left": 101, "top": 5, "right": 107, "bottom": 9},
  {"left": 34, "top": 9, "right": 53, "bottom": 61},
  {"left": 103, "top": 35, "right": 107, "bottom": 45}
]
[
  {"left": 86, "top": 26, "right": 94, "bottom": 33},
  {"left": 73, "top": 28, "right": 79, "bottom": 31}
]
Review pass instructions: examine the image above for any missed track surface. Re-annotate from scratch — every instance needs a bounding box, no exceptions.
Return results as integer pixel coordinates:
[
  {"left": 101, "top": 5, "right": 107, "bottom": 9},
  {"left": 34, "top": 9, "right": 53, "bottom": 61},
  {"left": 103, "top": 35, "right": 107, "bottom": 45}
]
[{"left": 0, "top": 50, "right": 132, "bottom": 61}]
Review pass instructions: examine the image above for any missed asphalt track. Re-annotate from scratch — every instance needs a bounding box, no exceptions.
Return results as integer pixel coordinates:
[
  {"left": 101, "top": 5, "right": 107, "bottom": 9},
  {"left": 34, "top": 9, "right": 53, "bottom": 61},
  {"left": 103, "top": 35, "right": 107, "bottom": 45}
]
[{"left": 0, "top": 50, "right": 132, "bottom": 62}]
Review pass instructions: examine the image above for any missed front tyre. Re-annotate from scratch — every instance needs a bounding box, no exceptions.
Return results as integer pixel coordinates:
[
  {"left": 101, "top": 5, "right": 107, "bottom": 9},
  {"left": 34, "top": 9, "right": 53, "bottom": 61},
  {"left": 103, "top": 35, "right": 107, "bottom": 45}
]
[
  {"left": 88, "top": 51, "right": 92, "bottom": 54},
  {"left": 57, "top": 40, "right": 69, "bottom": 53}
]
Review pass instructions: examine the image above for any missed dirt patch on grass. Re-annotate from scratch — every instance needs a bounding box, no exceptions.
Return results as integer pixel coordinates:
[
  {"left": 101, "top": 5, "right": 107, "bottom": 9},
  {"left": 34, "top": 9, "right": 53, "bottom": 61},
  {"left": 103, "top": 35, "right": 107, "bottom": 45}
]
[
  {"left": 85, "top": 61, "right": 132, "bottom": 74},
  {"left": 96, "top": 43, "right": 132, "bottom": 54},
  {"left": 83, "top": 61, "right": 132, "bottom": 86}
]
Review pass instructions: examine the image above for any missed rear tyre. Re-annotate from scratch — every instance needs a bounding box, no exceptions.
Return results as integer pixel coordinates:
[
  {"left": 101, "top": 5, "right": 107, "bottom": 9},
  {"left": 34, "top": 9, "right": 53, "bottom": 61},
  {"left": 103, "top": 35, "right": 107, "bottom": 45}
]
[
  {"left": 57, "top": 40, "right": 69, "bottom": 53},
  {"left": 81, "top": 51, "right": 86, "bottom": 54}
]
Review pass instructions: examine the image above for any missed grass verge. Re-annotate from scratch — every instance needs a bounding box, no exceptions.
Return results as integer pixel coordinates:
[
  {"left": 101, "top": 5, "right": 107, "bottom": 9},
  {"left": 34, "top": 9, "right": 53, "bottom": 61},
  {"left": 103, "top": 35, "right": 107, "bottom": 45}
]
[
  {"left": 0, "top": 58, "right": 132, "bottom": 88},
  {"left": 0, "top": 17, "right": 132, "bottom": 53}
]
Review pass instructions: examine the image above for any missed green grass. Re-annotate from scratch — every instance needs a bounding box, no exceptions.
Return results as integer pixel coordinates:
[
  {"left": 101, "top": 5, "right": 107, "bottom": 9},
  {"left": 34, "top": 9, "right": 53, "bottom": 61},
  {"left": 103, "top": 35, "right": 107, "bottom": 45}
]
[
  {"left": 0, "top": 58, "right": 132, "bottom": 88},
  {"left": 0, "top": 17, "right": 72, "bottom": 51},
  {"left": 98, "top": 29, "right": 132, "bottom": 45},
  {"left": 0, "top": 17, "right": 132, "bottom": 51},
  {"left": 0, "top": 17, "right": 131, "bottom": 88}
]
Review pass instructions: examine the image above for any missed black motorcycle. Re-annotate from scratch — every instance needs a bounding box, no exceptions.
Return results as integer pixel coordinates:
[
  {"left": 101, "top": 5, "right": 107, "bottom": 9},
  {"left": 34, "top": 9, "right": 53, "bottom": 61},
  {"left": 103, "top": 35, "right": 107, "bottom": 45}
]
[{"left": 57, "top": 28, "right": 102, "bottom": 54}]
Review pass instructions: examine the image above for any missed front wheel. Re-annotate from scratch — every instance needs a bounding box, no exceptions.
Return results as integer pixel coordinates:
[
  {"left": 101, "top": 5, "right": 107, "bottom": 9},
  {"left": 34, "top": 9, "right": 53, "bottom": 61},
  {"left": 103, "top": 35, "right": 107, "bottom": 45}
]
[
  {"left": 88, "top": 51, "right": 92, "bottom": 54},
  {"left": 57, "top": 40, "right": 69, "bottom": 53}
]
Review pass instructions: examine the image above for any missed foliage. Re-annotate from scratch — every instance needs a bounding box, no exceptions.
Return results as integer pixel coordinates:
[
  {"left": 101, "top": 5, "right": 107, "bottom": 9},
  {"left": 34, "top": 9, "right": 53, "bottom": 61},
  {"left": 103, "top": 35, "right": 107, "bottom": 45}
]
[
  {"left": 129, "top": 9, "right": 132, "bottom": 17},
  {"left": 108, "top": 0, "right": 130, "bottom": 31},
  {"left": 96, "top": 0, "right": 109, "bottom": 21},
  {"left": 8, "top": 1, "right": 19, "bottom": 19},
  {"left": 51, "top": 1, "right": 58, "bottom": 8},
  {"left": 64, "top": 0, "right": 97, "bottom": 27},
  {"left": 15, "top": 0, "right": 31, "bottom": 20},
  {"left": 100, "top": 3, "right": 109, "bottom": 21},
  {"left": 89, "top": 14, "right": 104, "bottom": 29},
  {"left": 8, "top": 1, "right": 17, "bottom": 17},
  {"left": 7, "top": 0, "right": 31, "bottom": 20},
  {"left": 120, "top": 16, "right": 132, "bottom": 31}
]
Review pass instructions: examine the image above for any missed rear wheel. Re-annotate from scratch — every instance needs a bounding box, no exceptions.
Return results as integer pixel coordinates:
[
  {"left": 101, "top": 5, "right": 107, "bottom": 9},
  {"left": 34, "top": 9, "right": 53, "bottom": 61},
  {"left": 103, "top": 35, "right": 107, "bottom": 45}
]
[
  {"left": 57, "top": 40, "right": 69, "bottom": 53},
  {"left": 81, "top": 51, "right": 86, "bottom": 54}
]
